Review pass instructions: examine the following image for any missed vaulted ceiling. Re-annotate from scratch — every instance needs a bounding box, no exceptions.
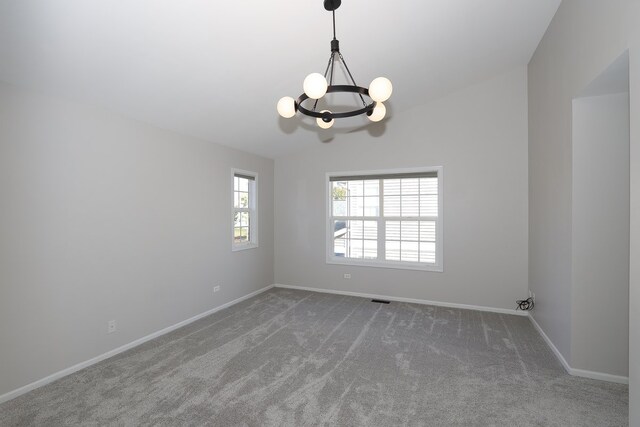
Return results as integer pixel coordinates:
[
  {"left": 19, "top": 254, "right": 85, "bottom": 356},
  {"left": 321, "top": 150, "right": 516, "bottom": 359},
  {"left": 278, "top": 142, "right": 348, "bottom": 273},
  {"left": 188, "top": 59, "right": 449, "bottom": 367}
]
[{"left": 0, "top": 0, "right": 560, "bottom": 158}]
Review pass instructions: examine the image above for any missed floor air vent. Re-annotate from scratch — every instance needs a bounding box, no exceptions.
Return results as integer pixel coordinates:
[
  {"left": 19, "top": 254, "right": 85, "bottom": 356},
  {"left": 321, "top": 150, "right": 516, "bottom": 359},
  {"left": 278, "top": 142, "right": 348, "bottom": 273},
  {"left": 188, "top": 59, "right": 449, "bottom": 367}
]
[{"left": 371, "top": 299, "right": 391, "bottom": 304}]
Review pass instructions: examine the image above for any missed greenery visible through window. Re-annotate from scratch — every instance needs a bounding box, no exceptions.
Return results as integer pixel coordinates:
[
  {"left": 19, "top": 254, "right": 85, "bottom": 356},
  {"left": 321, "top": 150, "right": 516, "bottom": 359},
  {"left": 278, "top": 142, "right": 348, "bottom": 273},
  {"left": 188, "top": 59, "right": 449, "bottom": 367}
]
[
  {"left": 233, "top": 171, "right": 257, "bottom": 249},
  {"left": 328, "top": 168, "right": 442, "bottom": 271}
]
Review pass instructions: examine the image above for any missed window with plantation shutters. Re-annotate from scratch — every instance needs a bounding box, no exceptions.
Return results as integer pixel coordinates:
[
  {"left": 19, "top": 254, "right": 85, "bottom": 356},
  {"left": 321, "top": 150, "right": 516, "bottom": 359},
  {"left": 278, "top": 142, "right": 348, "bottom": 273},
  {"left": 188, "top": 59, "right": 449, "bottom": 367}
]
[
  {"left": 232, "top": 169, "right": 258, "bottom": 251},
  {"left": 327, "top": 167, "right": 443, "bottom": 271}
]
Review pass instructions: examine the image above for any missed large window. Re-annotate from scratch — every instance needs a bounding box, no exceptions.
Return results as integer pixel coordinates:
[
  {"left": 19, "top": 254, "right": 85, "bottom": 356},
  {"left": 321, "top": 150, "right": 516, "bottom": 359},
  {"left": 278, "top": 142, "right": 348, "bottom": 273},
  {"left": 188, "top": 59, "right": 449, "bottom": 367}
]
[
  {"left": 326, "top": 167, "right": 443, "bottom": 271},
  {"left": 232, "top": 169, "right": 258, "bottom": 251}
]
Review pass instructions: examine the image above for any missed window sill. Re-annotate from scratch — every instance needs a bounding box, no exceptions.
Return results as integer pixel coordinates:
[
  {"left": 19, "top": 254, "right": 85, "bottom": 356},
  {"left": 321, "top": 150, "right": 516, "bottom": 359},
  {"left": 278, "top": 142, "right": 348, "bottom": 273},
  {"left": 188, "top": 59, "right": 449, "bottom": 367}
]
[
  {"left": 326, "top": 256, "right": 443, "bottom": 272},
  {"left": 232, "top": 243, "right": 259, "bottom": 252}
]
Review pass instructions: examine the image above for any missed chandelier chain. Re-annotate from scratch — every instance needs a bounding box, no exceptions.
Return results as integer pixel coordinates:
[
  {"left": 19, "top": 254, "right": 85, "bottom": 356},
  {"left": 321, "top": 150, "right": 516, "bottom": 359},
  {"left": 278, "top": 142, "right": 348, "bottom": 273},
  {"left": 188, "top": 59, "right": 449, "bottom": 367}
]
[
  {"left": 329, "top": 53, "right": 336, "bottom": 86},
  {"left": 313, "top": 52, "right": 336, "bottom": 112},
  {"left": 338, "top": 52, "right": 367, "bottom": 107}
]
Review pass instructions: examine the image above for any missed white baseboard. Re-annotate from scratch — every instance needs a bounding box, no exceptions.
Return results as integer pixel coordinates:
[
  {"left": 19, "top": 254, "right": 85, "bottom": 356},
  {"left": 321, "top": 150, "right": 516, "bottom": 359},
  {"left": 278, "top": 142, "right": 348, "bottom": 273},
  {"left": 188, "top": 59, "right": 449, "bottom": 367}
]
[
  {"left": 528, "top": 314, "right": 573, "bottom": 373},
  {"left": 568, "top": 367, "right": 628, "bottom": 384},
  {"left": 278, "top": 284, "right": 628, "bottom": 384},
  {"left": 528, "top": 314, "right": 629, "bottom": 385},
  {"left": 272, "top": 284, "right": 528, "bottom": 316},
  {"left": 0, "top": 284, "right": 274, "bottom": 405},
  {"left": 3, "top": 284, "right": 625, "bottom": 406}
]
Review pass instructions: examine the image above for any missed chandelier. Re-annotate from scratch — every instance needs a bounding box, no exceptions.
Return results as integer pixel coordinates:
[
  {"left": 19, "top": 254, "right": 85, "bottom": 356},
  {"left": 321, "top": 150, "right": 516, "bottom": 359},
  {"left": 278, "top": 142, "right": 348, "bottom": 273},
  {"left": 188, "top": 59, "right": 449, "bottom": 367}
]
[{"left": 276, "top": 0, "right": 392, "bottom": 129}]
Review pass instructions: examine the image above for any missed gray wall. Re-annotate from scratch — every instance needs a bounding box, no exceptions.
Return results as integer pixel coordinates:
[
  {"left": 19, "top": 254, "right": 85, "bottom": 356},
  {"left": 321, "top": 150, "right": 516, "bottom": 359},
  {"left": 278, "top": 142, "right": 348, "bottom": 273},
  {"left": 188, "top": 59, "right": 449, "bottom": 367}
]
[
  {"left": 528, "top": 0, "right": 631, "bottom": 364},
  {"left": 0, "top": 82, "right": 274, "bottom": 397},
  {"left": 572, "top": 93, "right": 629, "bottom": 377},
  {"left": 528, "top": 0, "right": 639, "bottom": 414},
  {"left": 275, "top": 67, "right": 529, "bottom": 311},
  {"left": 630, "top": 3, "right": 640, "bottom": 424}
]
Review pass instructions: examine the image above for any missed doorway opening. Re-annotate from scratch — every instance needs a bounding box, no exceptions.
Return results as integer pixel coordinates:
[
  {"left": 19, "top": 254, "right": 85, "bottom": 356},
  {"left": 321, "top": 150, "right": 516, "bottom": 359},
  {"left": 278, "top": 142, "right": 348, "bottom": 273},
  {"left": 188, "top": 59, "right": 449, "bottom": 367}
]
[{"left": 571, "top": 51, "right": 630, "bottom": 379}]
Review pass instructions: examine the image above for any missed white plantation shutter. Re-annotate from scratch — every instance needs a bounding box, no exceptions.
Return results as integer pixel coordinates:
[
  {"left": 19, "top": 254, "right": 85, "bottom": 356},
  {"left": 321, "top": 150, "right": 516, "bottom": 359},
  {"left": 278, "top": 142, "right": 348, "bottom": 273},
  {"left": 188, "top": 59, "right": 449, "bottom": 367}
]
[{"left": 328, "top": 168, "right": 442, "bottom": 271}]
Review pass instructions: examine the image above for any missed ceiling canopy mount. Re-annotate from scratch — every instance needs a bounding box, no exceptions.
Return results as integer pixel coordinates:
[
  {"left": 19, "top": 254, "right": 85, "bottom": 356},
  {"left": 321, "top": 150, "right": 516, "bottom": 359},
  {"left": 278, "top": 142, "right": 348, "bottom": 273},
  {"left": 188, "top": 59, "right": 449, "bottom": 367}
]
[{"left": 323, "top": 0, "right": 341, "bottom": 11}]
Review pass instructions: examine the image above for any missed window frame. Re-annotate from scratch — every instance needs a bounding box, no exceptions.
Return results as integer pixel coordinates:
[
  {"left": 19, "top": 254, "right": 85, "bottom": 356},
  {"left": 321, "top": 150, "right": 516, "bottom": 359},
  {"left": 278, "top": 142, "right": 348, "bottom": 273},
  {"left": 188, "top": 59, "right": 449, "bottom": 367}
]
[
  {"left": 325, "top": 166, "right": 443, "bottom": 272},
  {"left": 231, "top": 168, "right": 259, "bottom": 251}
]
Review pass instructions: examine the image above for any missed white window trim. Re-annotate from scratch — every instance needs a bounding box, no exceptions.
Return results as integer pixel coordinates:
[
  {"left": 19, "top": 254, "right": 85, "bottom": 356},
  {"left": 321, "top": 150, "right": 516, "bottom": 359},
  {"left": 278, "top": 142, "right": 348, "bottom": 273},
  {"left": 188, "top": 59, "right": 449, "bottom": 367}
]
[
  {"left": 231, "top": 168, "right": 259, "bottom": 251},
  {"left": 325, "top": 166, "right": 444, "bottom": 272}
]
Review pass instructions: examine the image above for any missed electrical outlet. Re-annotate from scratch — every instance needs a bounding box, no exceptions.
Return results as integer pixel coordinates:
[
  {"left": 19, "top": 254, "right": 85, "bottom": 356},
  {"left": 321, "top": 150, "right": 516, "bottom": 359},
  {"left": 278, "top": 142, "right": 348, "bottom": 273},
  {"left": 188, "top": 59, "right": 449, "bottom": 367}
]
[
  {"left": 107, "top": 320, "right": 117, "bottom": 334},
  {"left": 213, "top": 285, "right": 221, "bottom": 293},
  {"left": 343, "top": 274, "right": 351, "bottom": 279}
]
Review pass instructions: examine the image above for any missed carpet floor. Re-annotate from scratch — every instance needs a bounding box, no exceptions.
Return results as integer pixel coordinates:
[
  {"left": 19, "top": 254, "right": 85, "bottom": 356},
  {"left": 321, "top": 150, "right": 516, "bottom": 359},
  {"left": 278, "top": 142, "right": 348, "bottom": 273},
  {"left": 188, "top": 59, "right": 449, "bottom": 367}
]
[{"left": 0, "top": 288, "right": 628, "bottom": 426}]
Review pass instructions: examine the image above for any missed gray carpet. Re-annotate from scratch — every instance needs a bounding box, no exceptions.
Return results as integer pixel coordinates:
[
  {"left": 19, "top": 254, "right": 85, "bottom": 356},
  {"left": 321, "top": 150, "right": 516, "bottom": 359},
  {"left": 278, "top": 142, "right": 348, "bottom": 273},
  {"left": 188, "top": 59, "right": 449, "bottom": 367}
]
[{"left": 0, "top": 288, "right": 628, "bottom": 426}]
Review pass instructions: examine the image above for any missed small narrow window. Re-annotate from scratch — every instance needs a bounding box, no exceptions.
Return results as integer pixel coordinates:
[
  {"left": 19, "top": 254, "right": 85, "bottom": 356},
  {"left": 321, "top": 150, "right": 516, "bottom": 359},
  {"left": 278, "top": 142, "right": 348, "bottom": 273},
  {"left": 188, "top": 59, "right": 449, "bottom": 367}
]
[{"left": 232, "top": 169, "right": 258, "bottom": 251}]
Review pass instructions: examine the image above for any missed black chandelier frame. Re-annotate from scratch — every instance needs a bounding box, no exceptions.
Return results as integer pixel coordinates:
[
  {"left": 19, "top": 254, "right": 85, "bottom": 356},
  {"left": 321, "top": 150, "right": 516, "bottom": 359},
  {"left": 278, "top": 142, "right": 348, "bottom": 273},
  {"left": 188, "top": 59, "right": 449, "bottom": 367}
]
[{"left": 294, "top": 0, "right": 376, "bottom": 123}]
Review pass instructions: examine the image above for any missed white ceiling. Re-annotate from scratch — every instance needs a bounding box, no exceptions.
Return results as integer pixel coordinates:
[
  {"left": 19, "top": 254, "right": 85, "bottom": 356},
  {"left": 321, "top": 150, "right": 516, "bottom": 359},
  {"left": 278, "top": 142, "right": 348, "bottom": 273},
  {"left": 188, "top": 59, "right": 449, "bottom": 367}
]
[{"left": 0, "top": 0, "right": 560, "bottom": 158}]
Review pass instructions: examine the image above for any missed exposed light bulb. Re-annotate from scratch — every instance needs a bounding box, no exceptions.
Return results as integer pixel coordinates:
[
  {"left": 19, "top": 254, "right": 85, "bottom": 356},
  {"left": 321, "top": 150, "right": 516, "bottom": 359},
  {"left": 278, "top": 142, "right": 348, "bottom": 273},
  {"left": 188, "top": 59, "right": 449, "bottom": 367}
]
[
  {"left": 303, "top": 73, "right": 328, "bottom": 99},
  {"left": 317, "top": 110, "right": 334, "bottom": 129},
  {"left": 277, "top": 96, "right": 296, "bottom": 118},
  {"left": 367, "top": 102, "right": 386, "bottom": 122},
  {"left": 368, "top": 77, "right": 393, "bottom": 102}
]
